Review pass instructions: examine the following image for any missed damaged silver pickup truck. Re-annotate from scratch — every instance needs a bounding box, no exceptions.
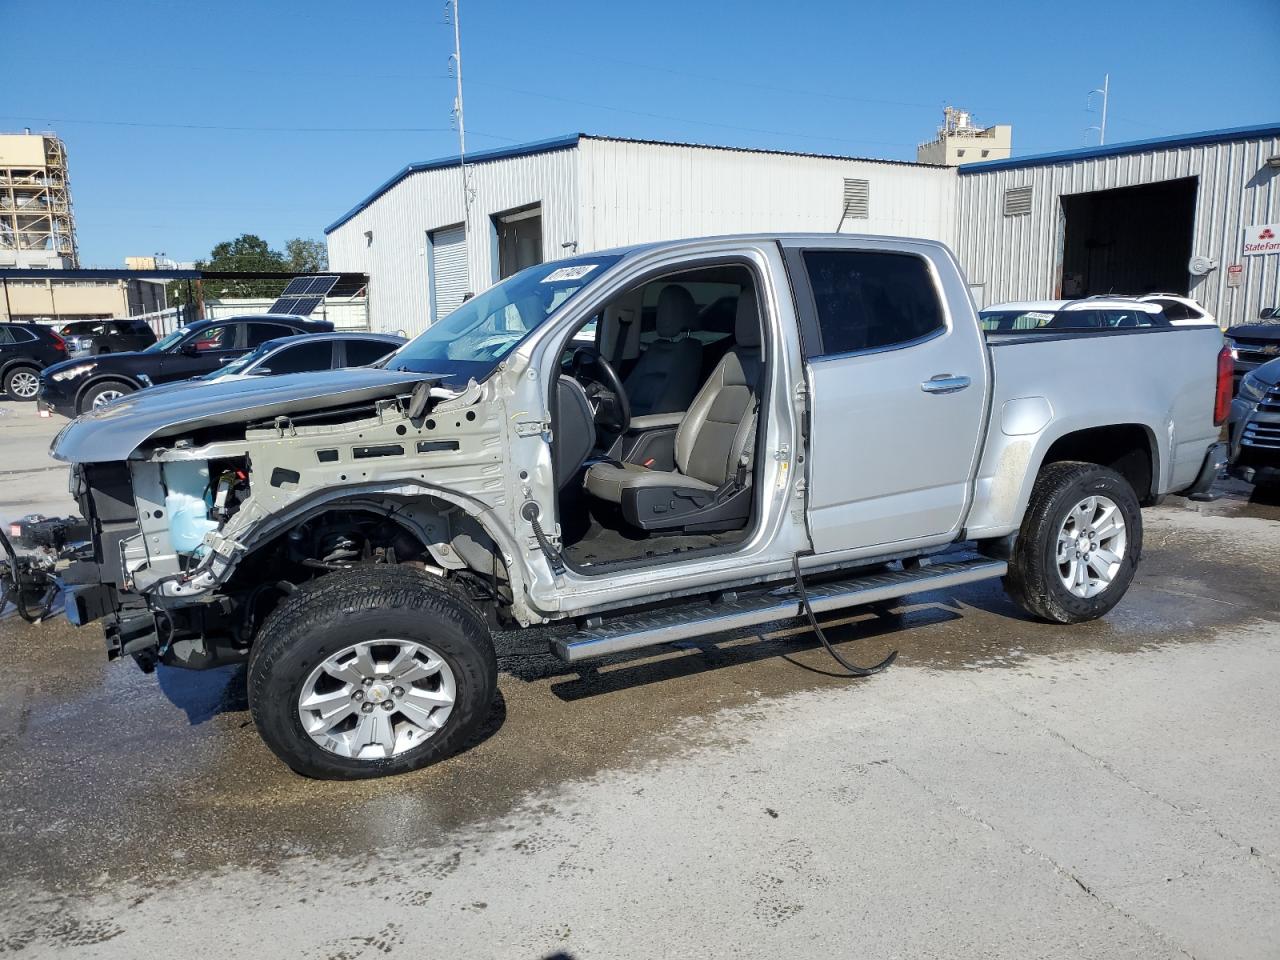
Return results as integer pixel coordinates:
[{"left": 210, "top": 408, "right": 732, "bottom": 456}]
[{"left": 51, "top": 234, "right": 1231, "bottom": 779}]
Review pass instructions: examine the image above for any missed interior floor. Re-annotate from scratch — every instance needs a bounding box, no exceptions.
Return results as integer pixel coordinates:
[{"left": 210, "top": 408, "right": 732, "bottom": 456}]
[{"left": 562, "top": 510, "right": 747, "bottom": 569}]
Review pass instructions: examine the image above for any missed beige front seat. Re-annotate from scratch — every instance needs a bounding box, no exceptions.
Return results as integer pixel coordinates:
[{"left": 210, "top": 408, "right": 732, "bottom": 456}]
[{"left": 584, "top": 288, "right": 762, "bottom": 523}]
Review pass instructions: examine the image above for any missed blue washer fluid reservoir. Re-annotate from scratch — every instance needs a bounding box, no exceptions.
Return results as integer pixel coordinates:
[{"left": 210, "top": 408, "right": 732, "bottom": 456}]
[{"left": 163, "top": 461, "right": 219, "bottom": 556}]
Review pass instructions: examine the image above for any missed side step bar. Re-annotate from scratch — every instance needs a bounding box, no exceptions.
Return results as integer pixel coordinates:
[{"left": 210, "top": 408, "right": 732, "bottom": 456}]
[{"left": 553, "top": 557, "right": 1007, "bottom": 663}]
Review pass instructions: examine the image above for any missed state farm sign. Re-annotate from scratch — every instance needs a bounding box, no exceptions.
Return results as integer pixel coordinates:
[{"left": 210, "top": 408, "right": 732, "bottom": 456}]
[{"left": 1242, "top": 223, "right": 1280, "bottom": 256}]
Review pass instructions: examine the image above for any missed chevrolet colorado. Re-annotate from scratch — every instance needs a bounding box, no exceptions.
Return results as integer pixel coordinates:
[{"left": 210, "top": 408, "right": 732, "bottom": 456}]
[{"left": 48, "top": 234, "right": 1231, "bottom": 779}]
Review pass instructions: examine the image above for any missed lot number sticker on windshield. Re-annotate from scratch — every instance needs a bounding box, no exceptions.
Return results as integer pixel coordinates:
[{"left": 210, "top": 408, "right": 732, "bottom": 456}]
[{"left": 541, "top": 264, "right": 598, "bottom": 283}]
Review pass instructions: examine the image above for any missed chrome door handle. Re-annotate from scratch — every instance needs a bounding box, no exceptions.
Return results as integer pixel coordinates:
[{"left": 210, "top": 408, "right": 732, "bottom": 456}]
[{"left": 921, "top": 374, "right": 971, "bottom": 395}]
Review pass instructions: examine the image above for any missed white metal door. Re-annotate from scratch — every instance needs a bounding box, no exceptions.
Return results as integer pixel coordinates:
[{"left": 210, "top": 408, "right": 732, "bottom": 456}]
[{"left": 430, "top": 224, "right": 468, "bottom": 322}]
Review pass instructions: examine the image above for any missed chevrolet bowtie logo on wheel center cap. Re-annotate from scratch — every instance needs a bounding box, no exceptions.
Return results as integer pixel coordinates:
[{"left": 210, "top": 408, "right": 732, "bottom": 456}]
[{"left": 368, "top": 684, "right": 392, "bottom": 703}]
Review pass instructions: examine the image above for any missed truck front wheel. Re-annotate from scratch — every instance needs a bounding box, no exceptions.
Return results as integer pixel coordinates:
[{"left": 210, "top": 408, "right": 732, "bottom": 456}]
[
  {"left": 1004, "top": 461, "right": 1142, "bottom": 624},
  {"left": 248, "top": 565, "right": 498, "bottom": 780}
]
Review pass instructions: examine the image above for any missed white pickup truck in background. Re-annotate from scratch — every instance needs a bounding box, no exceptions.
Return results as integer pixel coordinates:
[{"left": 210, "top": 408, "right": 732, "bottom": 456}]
[{"left": 49, "top": 233, "right": 1231, "bottom": 779}]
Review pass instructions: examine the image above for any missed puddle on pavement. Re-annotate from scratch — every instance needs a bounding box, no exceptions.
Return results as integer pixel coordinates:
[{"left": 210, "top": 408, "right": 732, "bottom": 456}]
[{"left": 0, "top": 488, "right": 1276, "bottom": 898}]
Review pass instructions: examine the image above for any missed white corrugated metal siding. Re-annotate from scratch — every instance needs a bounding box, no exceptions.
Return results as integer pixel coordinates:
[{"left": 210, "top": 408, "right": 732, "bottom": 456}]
[
  {"left": 955, "top": 130, "right": 1280, "bottom": 326},
  {"left": 428, "top": 224, "right": 468, "bottom": 320},
  {"left": 577, "top": 138, "right": 956, "bottom": 251},
  {"left": 327, "top": 145, "right": 579, "bottom": 335}
]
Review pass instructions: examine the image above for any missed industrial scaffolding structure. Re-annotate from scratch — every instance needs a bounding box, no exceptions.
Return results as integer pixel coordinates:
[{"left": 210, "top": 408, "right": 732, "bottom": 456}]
[{"left": 0, "top": 132, "right": 78, "bottom": 268}]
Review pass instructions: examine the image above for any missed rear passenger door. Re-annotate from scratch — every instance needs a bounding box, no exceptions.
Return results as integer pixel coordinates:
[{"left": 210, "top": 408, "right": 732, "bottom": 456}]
[{"left": 784, "top": 240, "right": 989, "bottom": 553}]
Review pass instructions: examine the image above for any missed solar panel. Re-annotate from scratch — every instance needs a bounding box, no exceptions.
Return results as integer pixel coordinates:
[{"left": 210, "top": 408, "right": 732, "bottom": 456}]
[
  {"left": 279, "top": 277, "right": 313, "bottom": 297},
  {"left": 271, "top": 276, "right": 337, "bottom": 315},
  {"left": 269, "top": 294, "right": 323, "bottom": 316},
  {"left": 305, "top": 275, "right": 340, "bottom": 296},
  {"left": 278, "top": 275, "right": 338, "bottom": 297}
]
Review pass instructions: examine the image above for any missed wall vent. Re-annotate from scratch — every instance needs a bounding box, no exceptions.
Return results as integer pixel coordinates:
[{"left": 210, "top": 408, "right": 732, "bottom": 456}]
[
  {"left": 842, "top": 178, "right": 870, "bottom": 219},
  {"left": 1003, "top": 185, "right": 1032, "bottom": 217}
]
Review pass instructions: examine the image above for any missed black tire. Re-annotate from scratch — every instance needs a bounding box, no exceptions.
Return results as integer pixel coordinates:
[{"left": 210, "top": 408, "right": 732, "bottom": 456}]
[
  {"left": 1004, "top": 461, "right": 1142, "bottom": 624},
  {"left": 78, "top": 380, "right": 134, "bottom": 413},
  {"left": 248, "top": 565, "right": 498, "bottom": 780},
  {"left": 2, "top": 365, "right": 41, "bottom": 402}
]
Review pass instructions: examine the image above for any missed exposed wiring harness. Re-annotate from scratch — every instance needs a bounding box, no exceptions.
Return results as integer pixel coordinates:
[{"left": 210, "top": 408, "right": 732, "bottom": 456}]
[
  {"left": 791, "top": 554, "right": 897, "bottom": 677},
  {"left": 0, "top": 526, "right": 59, "bottom": 623}
]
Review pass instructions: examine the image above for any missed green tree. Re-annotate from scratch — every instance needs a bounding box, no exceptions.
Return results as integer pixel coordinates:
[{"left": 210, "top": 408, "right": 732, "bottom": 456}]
[
  {"left": 200, "top": 234, "right": 289, "bottom": 298},
  {"left": 285, "top": 237, "right": 329, "bottom": 273}
]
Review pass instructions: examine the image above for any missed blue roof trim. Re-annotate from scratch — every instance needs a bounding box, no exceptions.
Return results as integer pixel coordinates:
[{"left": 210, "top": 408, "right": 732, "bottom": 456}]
[
  {"left": 959, "top": 122, "right": 1280, "bottom": 174},
  {"left": 324, "top": 133, "right": 582, "bottom": 234}
]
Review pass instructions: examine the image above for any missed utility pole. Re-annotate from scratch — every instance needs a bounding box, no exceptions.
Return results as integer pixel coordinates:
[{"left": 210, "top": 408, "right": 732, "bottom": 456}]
[
  {"left": 1087, "top": 73, "right": 1110, "bottom": 145},
  {"left": 446, "top": 0, "right": 471, "bottom": 242}
]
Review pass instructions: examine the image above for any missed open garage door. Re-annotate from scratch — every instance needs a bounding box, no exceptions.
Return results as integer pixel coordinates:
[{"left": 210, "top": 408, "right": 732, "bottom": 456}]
[{"left": 1059, "top": 177, "right": 1197, "bottom": 297}]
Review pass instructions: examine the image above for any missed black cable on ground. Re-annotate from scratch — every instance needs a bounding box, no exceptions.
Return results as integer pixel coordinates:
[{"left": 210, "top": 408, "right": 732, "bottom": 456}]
[
  {"left": 0, "top": 526, "right": 57, "bottom": 623},
  {"left": 791, "top": 554, "right": 897, "bottom": 677}
]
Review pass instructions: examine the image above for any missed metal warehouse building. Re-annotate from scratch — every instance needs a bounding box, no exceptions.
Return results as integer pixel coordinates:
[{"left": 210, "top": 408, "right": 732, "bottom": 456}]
[
  {"left": 954, "top": 123, "right": 1280, "bottom": 325},
  {"left": 325, "top": 134, "right": 954, "bottom": 335},
  {"left": 327, "top": 124, "right": 1279, "bottom": 334}
]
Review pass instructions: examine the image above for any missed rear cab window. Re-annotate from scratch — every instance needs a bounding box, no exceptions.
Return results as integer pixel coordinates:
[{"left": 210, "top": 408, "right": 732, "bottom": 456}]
[{"left": 798, "top": 250, "right": 946, "bottom": 357}]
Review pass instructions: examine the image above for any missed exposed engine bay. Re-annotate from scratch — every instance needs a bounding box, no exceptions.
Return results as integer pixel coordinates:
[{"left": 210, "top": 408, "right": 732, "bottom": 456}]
[{"left": 55, "top": 369, "right": 533, "bottom": 673}]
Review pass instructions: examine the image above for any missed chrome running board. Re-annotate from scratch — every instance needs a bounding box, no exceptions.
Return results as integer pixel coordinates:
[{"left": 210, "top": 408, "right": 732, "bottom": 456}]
[{"left": 553, "top": 557, "right": 1006, "bottom": 663}]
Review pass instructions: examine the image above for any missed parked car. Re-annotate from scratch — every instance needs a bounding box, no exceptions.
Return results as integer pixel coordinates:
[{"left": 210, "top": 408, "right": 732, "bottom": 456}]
[
  {"left": 1227, "top": 357, "right": 1280, "bottom": 488},
  {"left": 38, "top": 314, "right": 334, "bottom": 416},
  {"left": 1137, "top": 293, "right": 1215, "bottom": 327},
  {"left": 50, "top": 233, "right": 1228, "bottom": 779},
  {"left": 979, "top": 298, "right": 1170, "bottom": 332},
  {"left": 137, "top": 332, "right": 405, "bottom": 396},
  {"left": 58, "top": 318, "right": 157, "bottom": 357},
  {"left": 1224, "top": 306, "right": 1280, "bottom": 388},
  {"left": 0, "top": 322, "right": 68, "bottom": 401}
]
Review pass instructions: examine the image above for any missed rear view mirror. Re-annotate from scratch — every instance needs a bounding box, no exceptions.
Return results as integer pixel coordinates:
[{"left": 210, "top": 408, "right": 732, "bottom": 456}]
[
  {"left": 1260, "top": 307, "right": 1276, "bottom": 320},
  {"left": 179, "top": 341, "right": 199, "bottom": 357}
]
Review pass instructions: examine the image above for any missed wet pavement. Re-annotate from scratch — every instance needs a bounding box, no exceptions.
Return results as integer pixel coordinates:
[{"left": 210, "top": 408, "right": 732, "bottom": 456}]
[{"left": 1, "top": 399, "right": 1279, "bottom": 956}]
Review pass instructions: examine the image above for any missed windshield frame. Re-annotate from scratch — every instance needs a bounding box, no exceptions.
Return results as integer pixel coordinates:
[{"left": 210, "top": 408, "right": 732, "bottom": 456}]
[
  {"left": 146, "top": 327, "right": 190, "bottom": 353},
  {"left": 383, "top": 254, "right": 623, "bottom": 384}
]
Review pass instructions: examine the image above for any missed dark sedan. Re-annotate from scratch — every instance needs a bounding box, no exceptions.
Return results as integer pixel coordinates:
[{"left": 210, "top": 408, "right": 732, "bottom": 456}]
[{"left": 38, "top": 314, "right": 333, "bottom": 416}]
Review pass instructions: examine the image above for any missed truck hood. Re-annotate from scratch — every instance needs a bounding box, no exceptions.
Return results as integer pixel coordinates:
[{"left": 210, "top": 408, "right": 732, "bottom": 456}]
[
  {"left": 1226, "top": 323, "right": 1280, "bottom": 339},
  {"left": 1245, "top": 356, "right": 1280, "bottom": 387},
  {"left": 50, "top": 367, "right": 435, "bottom": 464}
]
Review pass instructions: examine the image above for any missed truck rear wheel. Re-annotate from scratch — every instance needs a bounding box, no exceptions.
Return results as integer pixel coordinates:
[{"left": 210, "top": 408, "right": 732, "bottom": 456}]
[
  {"left": 248, "top": 565, "right": 498, "bottom": 780},
  {"left": 1004, "top": 461, "right": 1142, "bottom": 624}
]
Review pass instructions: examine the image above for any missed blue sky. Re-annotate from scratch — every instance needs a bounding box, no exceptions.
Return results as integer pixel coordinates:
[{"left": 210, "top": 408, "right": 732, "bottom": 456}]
[{"left": 6, "top": 0, "right": 1278, "bottom": 267}]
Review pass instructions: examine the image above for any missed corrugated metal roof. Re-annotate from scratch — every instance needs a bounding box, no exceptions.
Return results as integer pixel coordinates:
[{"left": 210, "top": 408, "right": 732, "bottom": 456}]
[
  {"left": 959, "top": 122, "right": 1280, "bottom": 174},
  {"left": 324, "top": 133, "right": 582, "bottom": 235},
  {"left": 324, "top": 133, "right": 942, "bottom": 235}
]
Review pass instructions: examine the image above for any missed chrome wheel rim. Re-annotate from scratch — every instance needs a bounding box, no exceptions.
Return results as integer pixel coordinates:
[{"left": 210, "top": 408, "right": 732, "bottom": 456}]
[
  {"left": 1056, "top": 495, "right": 1126, "bottom": 599},
  {"left": 298, "top": 639, "right": 457, "bottom": 760},
  {"left": 8, "top": 370, "right": 38, "bottom": 398},
  {"left": 91, "top": 388, "right": 124, "bottom": 408}
]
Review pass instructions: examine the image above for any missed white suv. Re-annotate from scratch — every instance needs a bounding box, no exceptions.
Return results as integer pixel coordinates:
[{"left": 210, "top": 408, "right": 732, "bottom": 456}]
[{"left": 1138, "top": 294, "right": 1215, "bottom": 327}]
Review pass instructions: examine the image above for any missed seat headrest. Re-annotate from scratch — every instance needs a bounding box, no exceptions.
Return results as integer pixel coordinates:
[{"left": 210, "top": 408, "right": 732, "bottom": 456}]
[
  {"left": 735, "top": 286, "right": 761, "bottom": 348},
  {"left": 655, "top": 285, "right": 697, "bottom": 339}
]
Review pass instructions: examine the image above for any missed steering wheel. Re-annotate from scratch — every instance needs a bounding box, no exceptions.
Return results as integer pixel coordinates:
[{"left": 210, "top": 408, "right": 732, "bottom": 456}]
[{"left": 570, "top": 346, "right": 631, "bottom": 435}]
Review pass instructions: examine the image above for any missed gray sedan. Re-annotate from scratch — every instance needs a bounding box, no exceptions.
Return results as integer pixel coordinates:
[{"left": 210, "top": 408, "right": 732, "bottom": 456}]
[{"left": 138, "top": 331, "right": 405, "bottom": 394}]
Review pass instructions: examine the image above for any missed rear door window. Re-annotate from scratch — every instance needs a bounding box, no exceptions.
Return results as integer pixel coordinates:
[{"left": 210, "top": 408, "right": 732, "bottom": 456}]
[
  {"left": 263, "top": 341, "right": 333, "bottom": 374},
  {"left": 246, "top": 322, "right": 300, "bottom": 347},
  {"left": 344, "top": 340, "right": 397, "bottom": 366},
  {"left": 800, "top": 250, "right": 945, "bottom": 356}
]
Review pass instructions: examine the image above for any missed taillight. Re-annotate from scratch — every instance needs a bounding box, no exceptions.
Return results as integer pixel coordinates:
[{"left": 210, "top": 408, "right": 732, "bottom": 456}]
[
  {"left": 50, "top": 331, "right": 67, "bottom": 353},
  {"left": 1213, "top": 344, "right": 1232, "bottom": 426}
]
